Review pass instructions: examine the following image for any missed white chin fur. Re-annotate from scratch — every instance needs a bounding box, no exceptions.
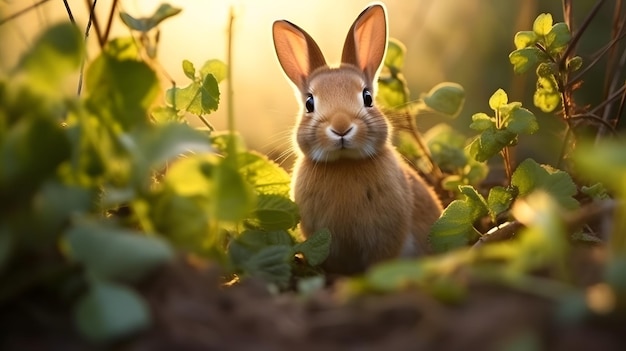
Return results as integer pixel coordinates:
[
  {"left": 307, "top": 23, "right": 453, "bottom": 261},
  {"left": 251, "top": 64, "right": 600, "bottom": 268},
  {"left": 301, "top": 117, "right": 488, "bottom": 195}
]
[{"left": 310, "top": 148, "right": 370, "bottom": 162}]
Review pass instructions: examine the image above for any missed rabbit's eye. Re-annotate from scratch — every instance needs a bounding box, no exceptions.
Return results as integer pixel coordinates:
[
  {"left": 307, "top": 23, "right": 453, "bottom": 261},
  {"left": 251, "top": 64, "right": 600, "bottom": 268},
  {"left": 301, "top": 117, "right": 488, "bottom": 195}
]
[
  {"left": 305, "top": 94, "right": 315, "bottom": 113},
  {"left": 362, "top": 89, "right": 373, "bottom": 107}
]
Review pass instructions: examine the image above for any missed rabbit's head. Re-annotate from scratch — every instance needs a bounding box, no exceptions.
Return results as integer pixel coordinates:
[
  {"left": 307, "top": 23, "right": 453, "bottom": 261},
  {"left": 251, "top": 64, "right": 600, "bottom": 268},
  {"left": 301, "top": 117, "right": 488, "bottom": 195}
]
[{"left": 273, "top": 4, "right": 390, "bottom": 162}]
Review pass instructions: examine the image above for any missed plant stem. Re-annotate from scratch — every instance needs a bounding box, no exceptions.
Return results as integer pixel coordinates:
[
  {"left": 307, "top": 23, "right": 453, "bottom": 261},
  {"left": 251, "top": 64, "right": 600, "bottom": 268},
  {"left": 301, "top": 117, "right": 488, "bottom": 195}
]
[
  {"left": 77, "top": 0, "right": 99, "bottom": 97},
  {"left": 0, "top": 0, "right": 52, "bottom": 26},
  {"left": 226, "top": 7, "right": 237, "bottom": 160},
  {"left": 403, "top": 111, "right": 443, "bottom": 181}
]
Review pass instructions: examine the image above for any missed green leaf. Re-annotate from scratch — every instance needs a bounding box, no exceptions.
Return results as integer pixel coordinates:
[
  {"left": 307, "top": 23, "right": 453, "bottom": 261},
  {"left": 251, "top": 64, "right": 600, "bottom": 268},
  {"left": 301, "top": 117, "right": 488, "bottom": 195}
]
[
  {"left": 240, "top": 245, "right": 292, "bottom": 286},
  {"left": 384, "top": 38, "right": 406, "bottom": 69},
  {"left": 238, "top": 151, "right": 292, "bottom": 196},
  {"left": 129, "top": 122, "right": 213, "bottom": 176},
  {"left": 511, "top": 158, "right": 578, "bottom": 210},
  {"left": 487, "top": 186, "right": 515, "bottom": 221},
  {"left": 422, "top": 82, "right": 465, "bottom": 118},
  {"left": 574, "top": 140, "right": 626, "bottom": 195},
  {"left": 467, "top": 128, "right": 516, "bottom": 162},
  {"left": 200, "top": 59, "right": 228, "bottom": 83},
  {"left": 75, "top": 280, "right": 150, "bottom": 342},
  {"left": 293, "top": 228, "right": 331, "bottom": 266},
  {"left": 469, "top": 113, "right": 495, "bottom": 131},
  {"left": 151, "top": 193, "right": 211, "bottom": 255},
  {"left": 534, "top": 76, "right": 561, "bottom": 112},
  {"left": 377, "top": 76, "right": 408, "bottom": 109},
  {"left": 514, "top": 31, "right": 538, "bottom": 49},
  {"left": 509, "top": 47, "right": 544, "bottom": 74},
  {"left": 424, "top": 124, "right": 468, "bottom": 171},
  {"left": 0, "top": 116, "right": 71, "bottom": 195},
  {"left": 67, "top": 219, "right": 174, "bottom": 282},
  {"left": 249, "top": 194, "right": 299, "bottom": 231},
  {"left": 212, "top": 159, "right": 256, "bottom": 222},
  {"left": 119, "top": 3, "right": 181, "bottom": 32},
  {"left": 489, "top": 88, "right": 508, "bottom": 111},
  {"left": 86, "top": 53, "right": 160, "bottom": 130},
  {"left": 150, "top": 106, "right": 181, "bottom": 123},
  {"left": 103, "top": 37, "right": 139, "bottom": 60},
  {"left": 164, "top": 154, "right": 216, "bottom": 196},
  {"left": 166, "top": 74, "right": 220, "bottom": 115},
  {"left": 581, "top": 183, "right": 609, "bottom": 200},
  {"left": 567, "top": 56, "right": 583, "bottom": 73},
  {"left": 18, "top": 23, "right": 83, "bottom": 95},
  {"left": 505, "top": 107, "right": 538, "bottom": 135},
  {"left": 533, "top": 13, "right": 553, "bottom": 36},
  {"left": 182, "top": 59, "right": 195, "bottom": 79},
  {"left": 365, "top": 259, "right": 426, "bottom": 292},
  {"left": 536, "top": 62, "right": 557, "bottom": 78},
  {"left": 429, "top": 185, "right": 488, "bottom": 253},
  {"left": 546, "top": 22, "right": 571, "bottom": 54}
]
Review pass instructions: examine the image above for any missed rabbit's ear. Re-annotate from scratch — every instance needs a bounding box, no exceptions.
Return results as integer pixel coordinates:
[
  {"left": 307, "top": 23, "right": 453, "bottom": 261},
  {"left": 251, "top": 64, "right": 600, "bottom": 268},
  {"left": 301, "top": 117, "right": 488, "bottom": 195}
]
[
  {"left": 341, "top": 4, "right": 387, "bottom": 83},
  {"left": 273, "top": 20, "right": 327, "bottom": 90}
]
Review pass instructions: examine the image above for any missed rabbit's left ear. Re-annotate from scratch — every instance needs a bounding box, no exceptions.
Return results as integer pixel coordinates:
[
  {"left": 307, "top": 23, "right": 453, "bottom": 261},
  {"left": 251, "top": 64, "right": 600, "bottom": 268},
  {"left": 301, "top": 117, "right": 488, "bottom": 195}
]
[{"left": 341, "top": 4, "right": 387, "bottom": 83}]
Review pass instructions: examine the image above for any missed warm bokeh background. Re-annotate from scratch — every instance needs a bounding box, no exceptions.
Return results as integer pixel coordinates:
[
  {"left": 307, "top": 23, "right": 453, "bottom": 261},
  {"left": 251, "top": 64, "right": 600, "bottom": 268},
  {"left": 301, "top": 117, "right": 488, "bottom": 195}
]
[{"left": 0, "top": 0, "right": 620, "bottom": 169}]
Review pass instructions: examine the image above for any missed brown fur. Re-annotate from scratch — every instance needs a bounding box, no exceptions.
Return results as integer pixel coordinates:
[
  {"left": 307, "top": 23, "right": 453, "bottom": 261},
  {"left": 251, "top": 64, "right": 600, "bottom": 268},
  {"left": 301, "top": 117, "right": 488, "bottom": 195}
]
[{"left": 273, "top": 4, "right": 443, "bottom": 275}]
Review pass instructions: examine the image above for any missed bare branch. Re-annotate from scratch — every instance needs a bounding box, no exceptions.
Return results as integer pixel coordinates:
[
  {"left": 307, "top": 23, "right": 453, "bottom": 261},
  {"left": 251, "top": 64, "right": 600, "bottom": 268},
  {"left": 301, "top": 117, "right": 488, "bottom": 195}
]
[
  {"left": 559, "top": 0, "right": 607, "bottom": 68},
  {"left": 0, "top": 0, "right": 52, "bottom": 26}
]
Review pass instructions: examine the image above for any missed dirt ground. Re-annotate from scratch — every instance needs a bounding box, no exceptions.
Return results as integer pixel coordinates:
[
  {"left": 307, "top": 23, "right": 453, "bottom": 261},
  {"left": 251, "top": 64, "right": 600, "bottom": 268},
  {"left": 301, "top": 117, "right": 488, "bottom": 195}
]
[{"left": 2, "top": 245, "right": 625, "bottom": 351}]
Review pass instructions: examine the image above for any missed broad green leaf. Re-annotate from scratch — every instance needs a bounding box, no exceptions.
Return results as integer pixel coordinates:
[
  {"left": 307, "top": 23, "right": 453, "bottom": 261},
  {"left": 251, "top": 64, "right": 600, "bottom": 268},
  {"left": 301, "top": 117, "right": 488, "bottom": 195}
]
[
  {"left": 67, "top": 219, "right": 174, "bottom": 282},
  {"left": 18, "top": 23, "right": 83, "bottom": 94},
  {"left": 546, "top": 22, "right": 571, "bottom": 54},
  {"left": 511, "top": 158, "right": 578, "bottom": 210},
  {"left": 384, "top": 38, "right": 406, "bottom": 69},
  {"left": 166, "top": 74, "right": 220, "bottom": 115},
  {"left": 129, "top": 122, "right": 213, "bottom": 175},
  {"left": 514, "top": 31, "right": 538, "bottom": 49},
  {"left": 229, "top": 229, "right": 294, "bottom": 268},
  {"left": 238, "top": 151, "right": 292, "bottom": 196},
  {"left": 487, "top": 186, "right": 516, "bottom": 221},
  {"left": 422, "top": 82, "right": 465, "bottom": 118},
  {"left": 0, "top": 116, "right": 70, "bottom": 194},
  {"left": 248, "top": 194, "right": 299, "bottom": 231},
  {"left": 86, "top": 53, "right": 159, "bottom": 130},
  {"left": 240, "top": 245, "right": 292, "bottom": 286},
  {"left": 182, "top": 59, "right": 195, "bottom": 79},
  {"left": 533, "top": 13, "right": 553, "bottom": 36},
  {"left": 366, "top": 259, "right": 427, "bottom": 292},
  {"left": 200, "top": 74, "right": 220, "bottom": 112},
  {"left": 377, "top": 76, "right": 408, "bottom": 109},
  {"left": 164, "top": 154, "right": 216, "bottom": 196},
  {"left": 212, "top": 160, "right": 255, "bottom": 222},
  {"left": 534, "top": 76, "right": 561, "bottom": 112},
  {"left": 488, "top": 89, "right": 508, "bottom": 111},
  {"left": 150, "top": 3, "right": 183, "bottom": 28},
  {"left": 429, "top": 185, "right": 488, "bottom": 253},
  {"left": 467, "top": 128, "right": 516, "bottom": 162},
  {"left": 504, "top": 107, "right": 538, "bottom": 135},
  {"left": 200, "top": 59, "right": 228, "bottom": 83},
  {"left": 150, "top": 106, "right": 181, "bottom": 123},
  {"left": 103, "top": 37, "right": 139, "bottom": 60},
  {"left": 292, "top": 228, "right": 331, "bottom": 266},
  {"left": 150, "top": 193, "right": 211, "bottom": 255},
  {"left": 465, "top": 162, "right": 489, "bottom": 185},
  {"left": 75, "top": 280, "right": 150, "bottom": 342},
  {"left": 469, "top": 113, "right": 495, "bottom": 131},
  {"left": 509, "top": 47, "right": 543, "bottom": 74},
  {"left": 574, "top": 140, "right": 626, "bottom": 195},
  {"left": 424, "top": 124, "right": 468, "bottom": 171}
]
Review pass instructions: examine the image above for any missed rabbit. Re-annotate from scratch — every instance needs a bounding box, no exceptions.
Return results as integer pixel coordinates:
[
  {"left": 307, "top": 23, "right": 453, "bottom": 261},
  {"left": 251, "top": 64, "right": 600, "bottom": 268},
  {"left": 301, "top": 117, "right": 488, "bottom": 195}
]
[{"left": 272, "top": 3, "right": 443, "bottom": 275}]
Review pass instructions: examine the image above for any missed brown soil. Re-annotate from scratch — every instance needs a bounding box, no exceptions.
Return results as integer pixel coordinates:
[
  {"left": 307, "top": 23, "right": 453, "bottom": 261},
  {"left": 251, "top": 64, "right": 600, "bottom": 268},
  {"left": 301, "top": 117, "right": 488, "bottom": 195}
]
[{"left": 2, "top": 246, "right": 625, "bottom": 351}]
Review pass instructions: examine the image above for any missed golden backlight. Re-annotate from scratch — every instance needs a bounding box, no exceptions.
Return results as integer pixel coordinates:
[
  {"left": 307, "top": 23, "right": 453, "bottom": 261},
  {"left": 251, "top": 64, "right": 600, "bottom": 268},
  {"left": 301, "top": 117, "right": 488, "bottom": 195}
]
[{"left": 0, "top": 0, "right": 514, "bottom": 164}]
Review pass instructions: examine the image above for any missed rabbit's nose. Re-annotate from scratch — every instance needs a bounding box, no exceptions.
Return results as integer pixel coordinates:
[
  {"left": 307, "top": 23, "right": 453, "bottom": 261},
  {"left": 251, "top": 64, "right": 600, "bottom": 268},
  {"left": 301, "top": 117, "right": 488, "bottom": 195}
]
[{"left": 330, "top": 126, "right": 354, "bottom": 137}]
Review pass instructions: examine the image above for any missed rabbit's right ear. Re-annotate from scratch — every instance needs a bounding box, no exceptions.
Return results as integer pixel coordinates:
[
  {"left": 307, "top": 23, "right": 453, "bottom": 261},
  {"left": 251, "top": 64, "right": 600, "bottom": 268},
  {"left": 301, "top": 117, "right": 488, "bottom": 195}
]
[{"left": 273, "top": 20, "right": 327, "bottom": 90}]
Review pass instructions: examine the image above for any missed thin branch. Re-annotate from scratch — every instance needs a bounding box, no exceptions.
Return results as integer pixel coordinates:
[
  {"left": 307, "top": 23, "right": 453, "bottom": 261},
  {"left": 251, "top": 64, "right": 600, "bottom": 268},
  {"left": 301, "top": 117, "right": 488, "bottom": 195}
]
[
  {"left": 567, "top": 31, "right": 626, "bottom": 89},
  {"left": 62, "top": 0, "right": 76, "bottom": 24},
  {"left": 570, "top": 113, "right": 618, "bottom": 135},
  {"left": 559, "top": 0, "right": 607, "bottom": 68},
  {"left": 77, "top": 0, "right": 99, "bottom": 97},
  {"left": 0, "top": 0, "right": 52, "bottom": 26},
  {"left": 102, "top": 0, "right": 120, "bottom": 47},
  {"left": 589, "top": 82, "right": 626, "bottom": 115},
  {"left": 84, "top": 0, "right": 104, "bottom": 49}
]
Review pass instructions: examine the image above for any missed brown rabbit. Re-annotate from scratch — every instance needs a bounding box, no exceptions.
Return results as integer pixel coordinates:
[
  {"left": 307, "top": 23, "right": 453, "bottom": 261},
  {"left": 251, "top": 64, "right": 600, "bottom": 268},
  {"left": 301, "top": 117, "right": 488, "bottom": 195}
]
[{"left": 272, "top": 4, "right": 442, "bottom": 275}]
